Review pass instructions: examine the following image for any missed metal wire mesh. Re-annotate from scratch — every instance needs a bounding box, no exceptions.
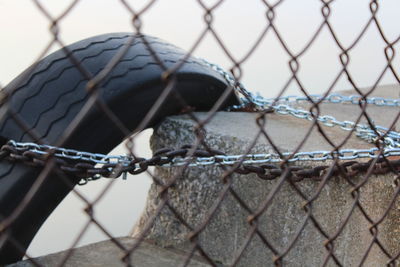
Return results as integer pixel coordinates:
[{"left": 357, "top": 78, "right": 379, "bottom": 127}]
[{"left": 0, "top": 0, "right": 399, "bottom": 266}]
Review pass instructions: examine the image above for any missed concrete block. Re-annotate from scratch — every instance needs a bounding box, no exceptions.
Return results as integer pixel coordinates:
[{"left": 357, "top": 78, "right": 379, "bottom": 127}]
[
  {"left": 10, "top": 237, "right": 209, "bottom": 267},
  {"left": 133, "top": 87, "right": 400, "bottom": 266}
]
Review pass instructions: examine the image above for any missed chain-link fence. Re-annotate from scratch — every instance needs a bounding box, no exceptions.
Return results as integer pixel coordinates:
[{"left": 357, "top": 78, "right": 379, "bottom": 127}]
[{"left": 1, "top": 0, "right": 399, "bottom": 266}]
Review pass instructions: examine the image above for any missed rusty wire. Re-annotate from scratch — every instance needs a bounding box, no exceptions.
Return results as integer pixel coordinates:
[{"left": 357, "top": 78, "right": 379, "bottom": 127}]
[{"left": 0, "top": 0, "right": 399, "bottom": 266}]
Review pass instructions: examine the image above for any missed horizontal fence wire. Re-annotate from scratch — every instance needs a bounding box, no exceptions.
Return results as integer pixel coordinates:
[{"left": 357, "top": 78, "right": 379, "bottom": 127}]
[{"left": 0, "top": 0, "right": 399, "bottom": 266}]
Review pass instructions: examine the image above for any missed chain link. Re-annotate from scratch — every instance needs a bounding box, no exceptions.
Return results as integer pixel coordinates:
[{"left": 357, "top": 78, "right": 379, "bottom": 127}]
[
  {"left": 4, "top": 140, "right": 399, "bottom": 167},
  {"left": 2, "top": 140, "right": 400, "bottom": 184},
  {"left": 203, "top": 60, "right": 400, "bottom": 148},
  {"left": 2, "top": 61, "right": 400, "bottom": 184}
]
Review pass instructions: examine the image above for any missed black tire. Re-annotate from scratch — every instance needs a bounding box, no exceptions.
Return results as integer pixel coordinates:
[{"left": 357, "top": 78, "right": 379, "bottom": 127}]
[{"left": 0, "top": 32, "right": 238, "bottom": 264}]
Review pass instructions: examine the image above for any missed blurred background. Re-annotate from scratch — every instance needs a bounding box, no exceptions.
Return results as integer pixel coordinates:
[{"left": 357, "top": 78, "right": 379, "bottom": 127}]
[{"left": 0, "top": 0, "right": 399, "bottom": 257}]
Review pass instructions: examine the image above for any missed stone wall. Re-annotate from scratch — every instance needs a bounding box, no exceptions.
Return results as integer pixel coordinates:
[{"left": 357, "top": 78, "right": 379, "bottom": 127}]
[{"left": 133, "top": 87, "right": 400, "bottom": 266}]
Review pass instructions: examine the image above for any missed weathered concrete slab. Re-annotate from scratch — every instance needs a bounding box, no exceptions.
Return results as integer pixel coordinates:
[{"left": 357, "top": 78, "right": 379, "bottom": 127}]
[
  {"left": 133, "top": 86, "right": 400, "bottom": 266},
  {"left": 10, "top": 237, "right": 210, "bottom": 267}
]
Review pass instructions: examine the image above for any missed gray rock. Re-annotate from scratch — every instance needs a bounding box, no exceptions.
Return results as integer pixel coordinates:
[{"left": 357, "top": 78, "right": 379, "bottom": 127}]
[
  {"left": 10, "top": 237, "right": 209, "bottom": 267},
  {"left": 133, "top": 87, "right": 400, "bottom": 266}
]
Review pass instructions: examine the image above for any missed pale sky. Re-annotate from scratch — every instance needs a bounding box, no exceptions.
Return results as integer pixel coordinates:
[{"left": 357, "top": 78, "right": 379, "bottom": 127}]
[
  {"left": 2, "top": 0, "right": 400, "bottom": 94},
  {"left": 1, "top": 0, "right": 399, "bottom": 257}
]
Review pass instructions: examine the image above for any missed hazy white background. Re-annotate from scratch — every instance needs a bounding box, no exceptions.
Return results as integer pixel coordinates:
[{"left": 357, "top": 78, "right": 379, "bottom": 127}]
[{"left": 0, "top": 0, "right": 399, "bottom": 257}]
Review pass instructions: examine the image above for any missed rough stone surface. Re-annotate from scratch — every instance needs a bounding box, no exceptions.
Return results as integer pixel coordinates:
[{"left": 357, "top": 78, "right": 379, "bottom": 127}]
[
  {"left": 10, "top": 237, "right": 209, "bottom": 267},
  {"left": 132, "top": 86, "right": 400, "bottom": 266}
]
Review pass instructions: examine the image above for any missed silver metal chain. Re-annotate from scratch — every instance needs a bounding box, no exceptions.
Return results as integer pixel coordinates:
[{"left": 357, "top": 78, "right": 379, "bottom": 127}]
[
  {"left": 7, "top": 141, "right": 132, "bottom": 166},
  {"left": 4, "top": 60, "right": 400, "bottom": 178},
  {"left": 203, "top": 59, "right": 400, "bottom": 153}
]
